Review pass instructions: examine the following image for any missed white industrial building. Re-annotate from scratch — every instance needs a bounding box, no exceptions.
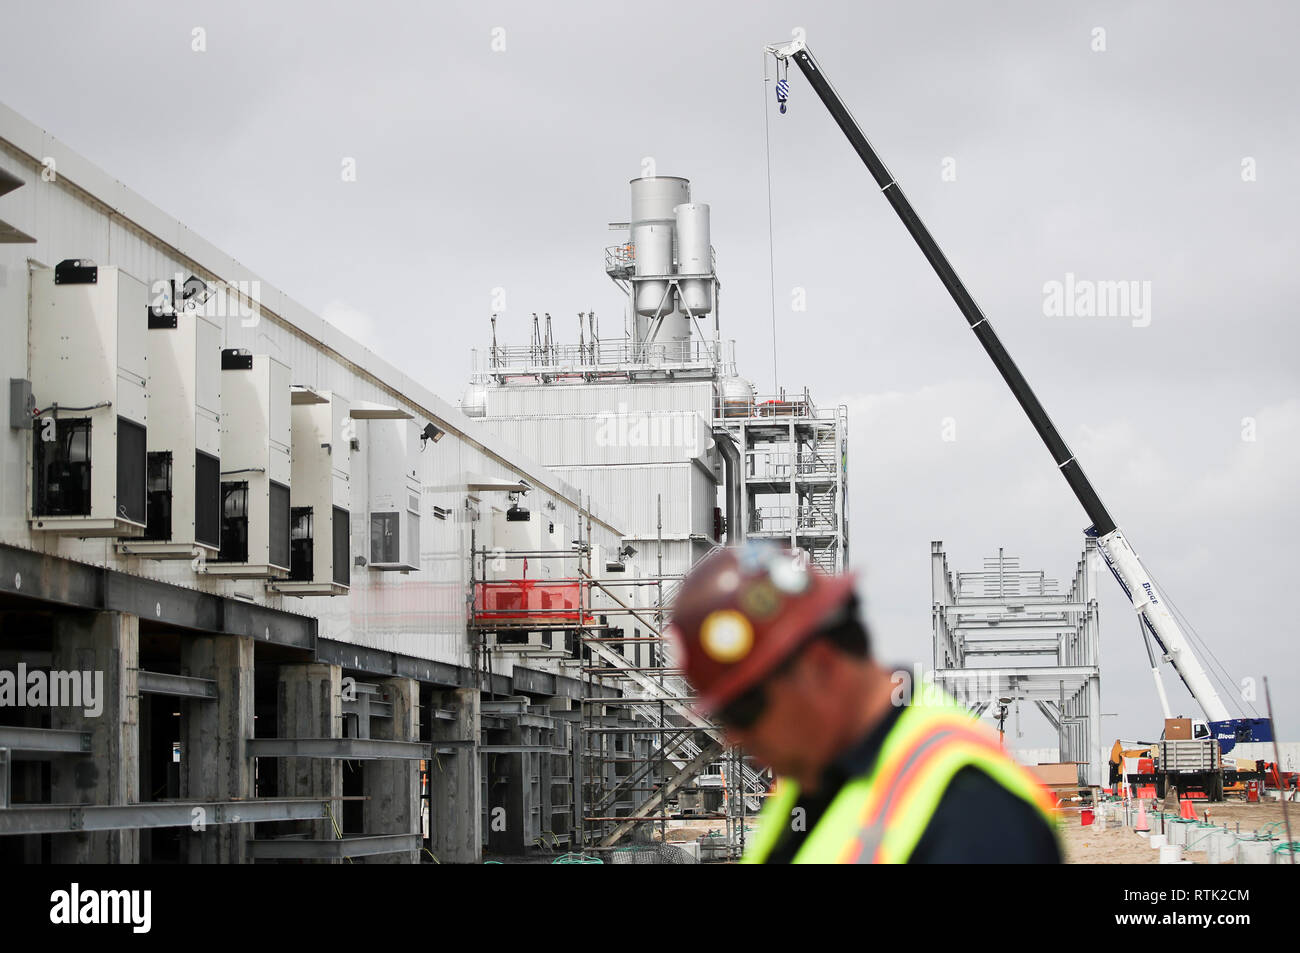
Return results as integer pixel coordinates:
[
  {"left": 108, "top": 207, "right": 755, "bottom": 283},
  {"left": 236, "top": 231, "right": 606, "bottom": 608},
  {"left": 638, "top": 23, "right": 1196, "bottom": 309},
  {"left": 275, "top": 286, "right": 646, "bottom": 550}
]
[
  {"left": 462, "top": 175, "right": 851, "bottom": 845},
  {"left": 0, "top": 101, "right": 645, "bottom": 863},
  {"left": 466, "top": 176, "right": 851, "bottom": 581},
  {"left": 0, "top": 100, "right": 852, "bottom": 863}
]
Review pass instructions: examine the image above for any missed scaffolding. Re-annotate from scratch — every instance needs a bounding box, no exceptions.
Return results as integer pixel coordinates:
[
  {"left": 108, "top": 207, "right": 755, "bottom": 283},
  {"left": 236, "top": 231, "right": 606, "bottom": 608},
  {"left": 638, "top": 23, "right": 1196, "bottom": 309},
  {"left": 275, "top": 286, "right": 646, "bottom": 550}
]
[
  {"left": 467, "top": 530, "right": 765, "bottom": 861},
  {"left": 931, "top": 539, "right": 1105, "bottom": 786},
  {"left": 715, "top": 386, "right": 850, "bottom": 573}
]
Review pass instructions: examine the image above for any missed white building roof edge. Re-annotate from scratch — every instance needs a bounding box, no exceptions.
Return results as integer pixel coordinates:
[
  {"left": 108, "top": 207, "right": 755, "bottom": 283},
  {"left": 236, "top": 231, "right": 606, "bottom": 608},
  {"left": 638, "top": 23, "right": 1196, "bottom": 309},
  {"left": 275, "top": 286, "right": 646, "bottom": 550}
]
[{"left": 0, "top": 100, "right": 620, "bottom": 535}]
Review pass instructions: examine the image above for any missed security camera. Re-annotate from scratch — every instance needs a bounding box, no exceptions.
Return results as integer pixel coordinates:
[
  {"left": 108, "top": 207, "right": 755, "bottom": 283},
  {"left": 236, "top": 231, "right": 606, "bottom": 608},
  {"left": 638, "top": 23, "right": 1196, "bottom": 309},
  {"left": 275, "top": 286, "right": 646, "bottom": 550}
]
[{"left": 181, "top": 274, "right": 212, "bottom": 309}]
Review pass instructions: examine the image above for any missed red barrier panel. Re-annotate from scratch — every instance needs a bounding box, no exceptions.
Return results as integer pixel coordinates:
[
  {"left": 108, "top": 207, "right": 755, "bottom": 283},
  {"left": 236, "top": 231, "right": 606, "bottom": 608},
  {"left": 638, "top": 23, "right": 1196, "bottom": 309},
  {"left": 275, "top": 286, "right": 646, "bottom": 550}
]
[{"left": 473, "top": 580, "right": 593, "bottom": 625}]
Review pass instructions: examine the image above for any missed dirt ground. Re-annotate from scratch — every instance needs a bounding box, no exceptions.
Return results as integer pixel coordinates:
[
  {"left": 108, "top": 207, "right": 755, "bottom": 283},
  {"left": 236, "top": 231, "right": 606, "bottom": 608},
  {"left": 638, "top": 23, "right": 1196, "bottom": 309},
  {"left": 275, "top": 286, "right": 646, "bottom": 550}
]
[
  {"left": 639, "top": 802, "right": 1297, "bottom": 864},
  {"left": 1060, "top": 799, "right": 1298, "bottom": 864},
  {"left": 651, "top": 817, "right": 746, "bottom": 842}
]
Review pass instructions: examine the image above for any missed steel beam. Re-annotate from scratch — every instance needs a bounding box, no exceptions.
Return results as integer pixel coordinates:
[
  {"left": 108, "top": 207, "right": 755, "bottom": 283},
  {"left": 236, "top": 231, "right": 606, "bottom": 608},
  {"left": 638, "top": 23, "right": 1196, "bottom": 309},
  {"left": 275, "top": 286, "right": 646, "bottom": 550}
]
[
  {"left": 0, "top": 797, "right": 337, "bottom": 835},
  {"left": 343, "top": 699, "right": 392, "bottom": 719},
  {"left": 0, "top": 542, "right": 314, "bottom": 649},
  {"left": 315, "top": 638, "right": 513, "bottom": 694},
  {"left": 247, "top": 833, "right": 420, "bottom": 859},
  {"left": 1036, "top": 700, "right": 1062, "bottom": 731},
  {"left": 960, "top": 639, "right": 1059, "bottom": 656},
  {"left": 138, "top": 670, "right": 217, "bottom": 700},
  {"left": 946, "top": 602, "right": 1088, "bottom": 614},
  {"left": 246, "top": 738, "right": 428, "bottom": 761},
  {"left": 0, "top": 726, "right": 91, "bottom": 754},
  {"left": 935, "top": 665, "right": 1097, "bottom": 681}
]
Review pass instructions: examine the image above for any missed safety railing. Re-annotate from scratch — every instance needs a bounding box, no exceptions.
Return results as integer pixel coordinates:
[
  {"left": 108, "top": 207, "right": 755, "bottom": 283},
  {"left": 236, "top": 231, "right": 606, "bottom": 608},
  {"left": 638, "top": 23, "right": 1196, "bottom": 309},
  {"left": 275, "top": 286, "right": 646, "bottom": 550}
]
[
  {"left": 604, "top": 243, "right": 717, "bottom": 279},
  {"left": 487, "top": 339, "right": 721, "bottom": 371},
  {"left": 748, "top": 505, "right": 841, "bottom": 535},
  {"left": 716, "top": 389, "right": 847, "bottom": 423},
  {"left": 746, "top": 451, "right": 839, "bottom": 481}
]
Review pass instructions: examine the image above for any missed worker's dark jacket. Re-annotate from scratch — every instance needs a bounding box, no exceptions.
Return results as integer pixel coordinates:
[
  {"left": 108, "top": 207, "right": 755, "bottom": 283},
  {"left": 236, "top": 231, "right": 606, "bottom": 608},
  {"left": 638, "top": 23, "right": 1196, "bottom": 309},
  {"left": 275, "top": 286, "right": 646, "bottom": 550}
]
[{"left": 751, "top": 699, "right": 1063, "bottom": 864}]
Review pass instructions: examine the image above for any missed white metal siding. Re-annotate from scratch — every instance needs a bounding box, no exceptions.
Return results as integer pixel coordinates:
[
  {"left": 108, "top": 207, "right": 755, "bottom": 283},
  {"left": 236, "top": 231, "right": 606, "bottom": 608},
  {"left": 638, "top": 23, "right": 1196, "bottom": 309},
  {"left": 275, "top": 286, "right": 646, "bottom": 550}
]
[{"left": 0, "top": 110, "right": 624, "bottom": 675}]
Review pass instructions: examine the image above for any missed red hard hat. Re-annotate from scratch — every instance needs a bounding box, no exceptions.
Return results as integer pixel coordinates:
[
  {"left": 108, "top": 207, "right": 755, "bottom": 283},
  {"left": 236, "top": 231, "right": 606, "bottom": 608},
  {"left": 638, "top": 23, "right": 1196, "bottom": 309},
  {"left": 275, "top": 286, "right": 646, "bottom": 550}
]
[{"left": 666, "top": 544, "right": 857, "bottom": 716}]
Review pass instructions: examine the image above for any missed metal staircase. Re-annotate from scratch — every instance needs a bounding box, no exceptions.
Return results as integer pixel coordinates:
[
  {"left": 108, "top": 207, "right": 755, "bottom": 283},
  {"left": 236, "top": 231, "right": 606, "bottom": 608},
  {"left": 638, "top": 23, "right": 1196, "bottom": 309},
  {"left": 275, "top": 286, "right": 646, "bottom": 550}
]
[{"left": 580, "top": 574, "right": 765, "bottom": 842}]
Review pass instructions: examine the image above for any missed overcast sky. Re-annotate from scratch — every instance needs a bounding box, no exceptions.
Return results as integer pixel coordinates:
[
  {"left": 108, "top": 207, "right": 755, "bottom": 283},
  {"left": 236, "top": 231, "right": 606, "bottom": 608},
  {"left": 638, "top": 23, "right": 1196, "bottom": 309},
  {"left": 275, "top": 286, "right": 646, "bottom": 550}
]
[{"left": 3, "top": 1, "right": 1297, "bottom": 747}]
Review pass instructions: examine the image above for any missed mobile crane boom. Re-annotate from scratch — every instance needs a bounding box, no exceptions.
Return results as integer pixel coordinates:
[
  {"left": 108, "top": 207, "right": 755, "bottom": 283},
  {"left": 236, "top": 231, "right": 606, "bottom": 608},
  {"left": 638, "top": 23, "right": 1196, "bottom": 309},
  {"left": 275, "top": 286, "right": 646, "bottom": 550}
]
[{"left": 766, "top": 40, "right": 1268, "bottom": 745}]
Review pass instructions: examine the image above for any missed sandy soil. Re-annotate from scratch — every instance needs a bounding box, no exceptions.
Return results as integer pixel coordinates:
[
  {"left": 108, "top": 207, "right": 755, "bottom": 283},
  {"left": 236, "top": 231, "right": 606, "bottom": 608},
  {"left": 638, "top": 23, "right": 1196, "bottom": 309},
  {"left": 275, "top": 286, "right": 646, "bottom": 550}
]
[
  {"left": 1060, "top": 799, "right": 1297, "bottom": 864},
  {"left": 620, "top": 800, "right": 1296, "bottom": 864}
]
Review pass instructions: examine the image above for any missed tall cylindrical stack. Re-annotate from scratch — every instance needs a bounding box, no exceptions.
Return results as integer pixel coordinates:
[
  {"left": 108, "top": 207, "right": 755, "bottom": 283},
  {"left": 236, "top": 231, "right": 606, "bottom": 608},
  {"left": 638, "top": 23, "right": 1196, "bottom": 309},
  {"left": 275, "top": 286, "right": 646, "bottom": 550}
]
[
  {"left": 631, "top": 176, "right": 690, "bottom": 319},
  {"left": 674, "top": 202, "right": 712, "bottom": 315}
]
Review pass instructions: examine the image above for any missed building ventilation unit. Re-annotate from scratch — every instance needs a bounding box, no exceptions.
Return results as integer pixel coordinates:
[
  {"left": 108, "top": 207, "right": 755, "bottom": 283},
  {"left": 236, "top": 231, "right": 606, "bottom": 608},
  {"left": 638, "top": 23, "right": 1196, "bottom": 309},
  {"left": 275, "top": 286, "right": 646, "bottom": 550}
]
[
  {"left": 120, "top": 292, "right": 222, "bottom": 559},
  {"left": 272, "top": 388, "right": 352, "bottom": 596},
  {"left": 355, "top": 408, "right": 421, "bottom": 573},
  {"left": 205, "top": 349, "right": 291, "bottom": 578},
  {"left": 28, "top": 261, "right": 148, "bottom": 537}
]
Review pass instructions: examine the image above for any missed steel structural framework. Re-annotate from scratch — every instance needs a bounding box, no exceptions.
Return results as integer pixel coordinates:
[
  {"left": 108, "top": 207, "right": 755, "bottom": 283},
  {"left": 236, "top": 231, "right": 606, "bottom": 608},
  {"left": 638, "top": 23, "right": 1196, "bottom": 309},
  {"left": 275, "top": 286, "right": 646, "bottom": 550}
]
[
  {"left": 931, "top": 539, "right": 1105, "bottom": 786},
  {"left": 715, "top": 386, "right": 849, "bottom": 573},
  {"left": 468, "top": 540, "right": 762, "bottom": 858}
]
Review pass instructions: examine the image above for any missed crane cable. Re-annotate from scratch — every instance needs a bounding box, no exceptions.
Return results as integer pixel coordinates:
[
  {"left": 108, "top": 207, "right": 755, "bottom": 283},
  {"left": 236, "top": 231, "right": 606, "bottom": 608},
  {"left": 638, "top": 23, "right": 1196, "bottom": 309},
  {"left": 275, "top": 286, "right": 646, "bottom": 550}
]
[
  {"left": 762, "top": 51, "right": 779, "bottom": 393},
  {"left": 1146, "top": 564, "right": 1257, "bottom": 718}
]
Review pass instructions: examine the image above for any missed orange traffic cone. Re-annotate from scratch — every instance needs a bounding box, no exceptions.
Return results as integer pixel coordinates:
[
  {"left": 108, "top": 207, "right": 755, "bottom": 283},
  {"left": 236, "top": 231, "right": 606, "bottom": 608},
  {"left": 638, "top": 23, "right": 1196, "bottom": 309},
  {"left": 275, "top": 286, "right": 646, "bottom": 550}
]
[
  {"left": 1134, "top": 799, "right": 1150, "bottom": 833},
  {"left": 1179, "top": 798, "right": 1196, "bottom": 820}
]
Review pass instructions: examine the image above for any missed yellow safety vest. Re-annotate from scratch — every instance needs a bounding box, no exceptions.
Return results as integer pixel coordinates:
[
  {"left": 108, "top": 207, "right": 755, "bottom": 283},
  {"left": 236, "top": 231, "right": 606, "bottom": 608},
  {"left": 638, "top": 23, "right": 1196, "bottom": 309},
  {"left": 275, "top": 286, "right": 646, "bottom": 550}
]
[{"left": 743, "top": 694, "right": 1059, "bottom": 864}]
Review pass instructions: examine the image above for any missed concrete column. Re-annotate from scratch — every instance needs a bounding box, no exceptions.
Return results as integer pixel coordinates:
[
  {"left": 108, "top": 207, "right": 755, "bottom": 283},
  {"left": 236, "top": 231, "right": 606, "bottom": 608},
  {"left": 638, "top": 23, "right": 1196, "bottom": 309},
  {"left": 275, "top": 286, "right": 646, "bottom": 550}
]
[
  {"left": 489, "top": 716, "right": 525, "bottom": 854},
  {"left": 138, "top": 692, "right": 154, "bottom": 864},
  {"left": 16, "top": 705, "right": 46, "bottom": 863},
  {"left": 276, "top": 662, "right": 342, "bottom": 851},
  {"left": 362, "top": 676, "right": 419, "bottom": 863},
  {"left": 429, "top": 687, "right": 480, "bottom": 863},
  {"left": 49, "top": 610, "right": 140, "bottom": 863},
  {"left": 181, "top": 633, "right": 255, "bottom": 863}
]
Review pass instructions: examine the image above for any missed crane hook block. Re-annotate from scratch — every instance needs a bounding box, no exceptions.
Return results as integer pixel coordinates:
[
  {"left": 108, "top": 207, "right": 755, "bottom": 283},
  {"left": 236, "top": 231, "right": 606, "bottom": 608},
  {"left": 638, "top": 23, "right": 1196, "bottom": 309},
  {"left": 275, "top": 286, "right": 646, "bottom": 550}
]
[{"left": 776, "top": 77, "right": 789, "bottom": 114}]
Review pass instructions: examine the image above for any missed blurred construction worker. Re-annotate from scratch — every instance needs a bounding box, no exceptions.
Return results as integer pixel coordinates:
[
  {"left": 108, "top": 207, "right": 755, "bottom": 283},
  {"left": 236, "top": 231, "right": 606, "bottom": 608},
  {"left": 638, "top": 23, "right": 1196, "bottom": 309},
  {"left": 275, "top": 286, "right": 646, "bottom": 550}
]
[{"left": 667, "top": 543, "right": 1061, "bottom": 863}]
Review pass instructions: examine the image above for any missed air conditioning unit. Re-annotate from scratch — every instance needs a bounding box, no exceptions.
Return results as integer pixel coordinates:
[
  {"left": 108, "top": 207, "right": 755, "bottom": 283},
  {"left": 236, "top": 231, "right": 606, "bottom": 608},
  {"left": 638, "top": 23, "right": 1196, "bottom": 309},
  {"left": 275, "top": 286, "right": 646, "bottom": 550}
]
[
  {"left": 487, "top": 505, "right": 569, "bottom": 577},
  {"left": 583, "top": 545, "right": 646, "bottom": 665},
  {"left": 28, "top": 261, "right": 148, "bottom": 537},
  {"left": 119, "top": 301, "right": 222, "bottom": 560},
  {"left": 272, "top": 388, "right": 351, "bottom": 596},
  {"left": 363, "top": 415, "right": 421, "bottom": 572},
  {"left": 205, "top": 350, "right": 291, "bottom": 578}
]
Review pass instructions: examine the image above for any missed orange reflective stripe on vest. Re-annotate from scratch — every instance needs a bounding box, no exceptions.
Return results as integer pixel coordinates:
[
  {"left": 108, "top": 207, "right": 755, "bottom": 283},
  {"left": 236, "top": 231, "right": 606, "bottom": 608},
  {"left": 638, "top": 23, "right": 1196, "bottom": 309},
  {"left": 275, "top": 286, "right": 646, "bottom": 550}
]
[{"left": 744, "top": 695, "right": 1059, "bottom": 864}]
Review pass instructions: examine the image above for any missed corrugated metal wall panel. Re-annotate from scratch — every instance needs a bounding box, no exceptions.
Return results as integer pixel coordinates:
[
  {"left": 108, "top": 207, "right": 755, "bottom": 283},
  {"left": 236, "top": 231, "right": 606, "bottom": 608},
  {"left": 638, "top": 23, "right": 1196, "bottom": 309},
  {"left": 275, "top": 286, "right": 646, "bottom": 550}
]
[
  {"left": 549, "top": 462, "right": 719, "bottom": 540},
  {"left": 486, "top": 380, "right": 713, "bottom": 417},
  {"left": 477, "top": 412, "right": 714, "bottom": 467}
]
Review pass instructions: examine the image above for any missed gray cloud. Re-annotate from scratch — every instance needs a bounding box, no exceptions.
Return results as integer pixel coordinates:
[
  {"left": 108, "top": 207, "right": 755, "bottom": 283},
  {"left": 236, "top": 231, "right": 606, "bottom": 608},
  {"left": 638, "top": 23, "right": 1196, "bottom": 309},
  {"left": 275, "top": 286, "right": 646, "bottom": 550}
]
[{"left": 3, "top": 0, "right": 1296, "bottom": 742}]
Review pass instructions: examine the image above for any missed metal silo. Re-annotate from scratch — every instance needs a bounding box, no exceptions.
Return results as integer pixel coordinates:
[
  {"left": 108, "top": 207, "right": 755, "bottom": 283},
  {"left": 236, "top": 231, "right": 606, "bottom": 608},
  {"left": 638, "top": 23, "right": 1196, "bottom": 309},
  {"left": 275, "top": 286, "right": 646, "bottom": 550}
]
[
  {"left": 632, "top": 222, "right": 675, "bottom": 317},
  {"left": 630, "top": 176, "right": 690, "bottom": 318},
  {"left": 674, "top": 202, "right": 712, "bottom": 314}
]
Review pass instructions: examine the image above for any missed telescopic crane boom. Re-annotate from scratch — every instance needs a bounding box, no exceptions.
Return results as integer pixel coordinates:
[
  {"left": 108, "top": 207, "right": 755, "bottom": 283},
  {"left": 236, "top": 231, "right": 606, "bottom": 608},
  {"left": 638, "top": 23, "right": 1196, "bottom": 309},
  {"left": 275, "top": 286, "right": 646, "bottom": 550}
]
[{"left": 765, "top": 39, "right": 1268, "bottom": 746}]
